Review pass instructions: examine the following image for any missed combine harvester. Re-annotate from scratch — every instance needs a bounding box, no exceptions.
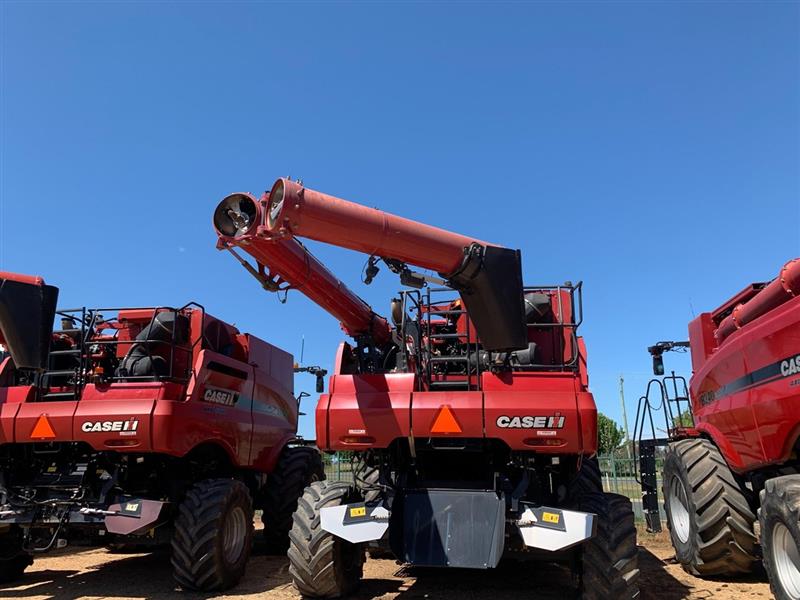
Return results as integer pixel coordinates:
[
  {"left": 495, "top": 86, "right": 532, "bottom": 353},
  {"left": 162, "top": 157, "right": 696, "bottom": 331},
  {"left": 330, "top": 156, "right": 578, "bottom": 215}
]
[
  {"left": 214, "top": 178, "right": 640, "bottom": 599},
  {"left": 635, "top": 258, "right": 800, "bottom": 600},
  {"left": 0, "top": 272, "right": 322, "bottom": 590}
]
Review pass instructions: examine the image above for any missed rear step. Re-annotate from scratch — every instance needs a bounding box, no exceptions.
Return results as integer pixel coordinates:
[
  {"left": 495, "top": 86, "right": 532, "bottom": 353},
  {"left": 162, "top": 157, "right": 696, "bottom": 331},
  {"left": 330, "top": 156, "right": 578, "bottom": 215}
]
[
  {"left": 41, "top": 391, "right": 78, "bottom": 400},
  {"left": 49, "top": 349, "right": 81, "bottom": 356},
  {"left": 44, "top": 370, "right": 78, "bottom": 377}
]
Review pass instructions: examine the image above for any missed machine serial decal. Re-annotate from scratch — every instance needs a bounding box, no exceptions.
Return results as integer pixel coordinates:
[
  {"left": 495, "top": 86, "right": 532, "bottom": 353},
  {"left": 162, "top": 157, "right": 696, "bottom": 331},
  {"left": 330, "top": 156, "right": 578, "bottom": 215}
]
[
  {"left": 81, "top": 419, "right": 139, "bottom": 434},
  {"left": 202, "top": 387, "right": 238, "bottom": 407},
  {"left": 699, "top": 353, "right": 798, "bottom": 406},
  {"left": 496, "top": 415, "right": 565, "bottom": 429}
]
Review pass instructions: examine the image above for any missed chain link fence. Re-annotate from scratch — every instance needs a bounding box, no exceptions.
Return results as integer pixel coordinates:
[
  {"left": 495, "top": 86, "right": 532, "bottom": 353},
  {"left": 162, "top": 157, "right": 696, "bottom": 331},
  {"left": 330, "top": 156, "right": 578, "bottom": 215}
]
[
  {"left": 322, "top": 452, "right": 665, "bottom": 526},
  {"left": 597, "top": 454, "right": 665, "bottom": 524}
]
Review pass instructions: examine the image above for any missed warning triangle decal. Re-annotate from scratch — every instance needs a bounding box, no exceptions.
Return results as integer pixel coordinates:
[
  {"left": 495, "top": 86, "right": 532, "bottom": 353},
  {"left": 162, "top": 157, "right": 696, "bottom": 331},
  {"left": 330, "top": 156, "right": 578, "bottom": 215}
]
[
  {"left": 31, "top": 414, "right": 56, "bottom": 439},
  {"left": 430, "top": 405, "right": 462, "bottom": 434}
]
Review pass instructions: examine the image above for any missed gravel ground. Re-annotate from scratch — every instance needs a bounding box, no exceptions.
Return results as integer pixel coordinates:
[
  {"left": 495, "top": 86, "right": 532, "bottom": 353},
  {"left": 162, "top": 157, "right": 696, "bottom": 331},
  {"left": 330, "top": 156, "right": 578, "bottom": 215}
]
[{"left": 0, "top": 532, "right": 772, "bottom": 600}]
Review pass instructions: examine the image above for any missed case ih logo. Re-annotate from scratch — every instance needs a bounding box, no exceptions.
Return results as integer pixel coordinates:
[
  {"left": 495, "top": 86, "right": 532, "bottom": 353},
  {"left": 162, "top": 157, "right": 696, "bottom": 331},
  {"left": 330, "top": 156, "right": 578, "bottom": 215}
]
[
  {"left": 203, "top": 387, "right": 238, "bottom": 407},
  {"left": 81, "top": 419, "right": 139, "bottom": 434},
  {"left": 780, "top": 355, "right": 800, "bottom": 378},
  {"left": 496, "top": 415, "right": 566, "bottom": 429}
]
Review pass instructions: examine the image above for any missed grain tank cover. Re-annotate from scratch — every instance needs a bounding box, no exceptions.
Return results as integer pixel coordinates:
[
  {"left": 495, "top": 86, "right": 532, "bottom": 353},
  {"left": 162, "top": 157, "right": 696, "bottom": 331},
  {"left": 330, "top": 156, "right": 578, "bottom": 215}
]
[{"left": 0, "top": 273, "right": 59, "bottom": 371}]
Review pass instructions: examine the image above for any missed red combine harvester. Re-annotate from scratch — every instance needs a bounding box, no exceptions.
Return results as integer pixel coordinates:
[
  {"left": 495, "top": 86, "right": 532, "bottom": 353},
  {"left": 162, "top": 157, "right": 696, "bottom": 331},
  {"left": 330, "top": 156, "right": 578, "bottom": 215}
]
[
  {"left": 214, "top": 178, "right": 640, "bottom": 599},
  {"left": 0, "top": 272, "right": 323, "bottom": 590},
  {"left": 635, "top": 258, "right": 800, "bottom": 600}
]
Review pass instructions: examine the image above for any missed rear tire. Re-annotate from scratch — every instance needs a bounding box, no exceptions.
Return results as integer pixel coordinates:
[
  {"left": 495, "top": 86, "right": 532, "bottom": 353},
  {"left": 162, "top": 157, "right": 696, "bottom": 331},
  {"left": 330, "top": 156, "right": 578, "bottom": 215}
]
[
  {"left": 663, "top": 438, "right": 757, "bottom": 576},
  {"left": 355, "top": 466, "right": 393, "bottom": 559},
  {"left": 759, "top": 475, "right": 800, "bottom": 600},
  {"left": 355, "top": 464, "right": 381, "bottom": 504},
  {"left": 0, "top": 527, "right": 31, "bottom": 583},
  {"left": 579, "top": 492, "right": 640, "bottom": 599},
  {"left": 261, "top": 446, "right": 325, "bottom": 554},
  {"left": 567, "top": 455, "right": 603, "bottom": 500},
  {"left": 288, "top": 480, "right": 364, "bottom": 598},
  {"left": 171, "top": 478, "right": 254, "bottom": 591}
]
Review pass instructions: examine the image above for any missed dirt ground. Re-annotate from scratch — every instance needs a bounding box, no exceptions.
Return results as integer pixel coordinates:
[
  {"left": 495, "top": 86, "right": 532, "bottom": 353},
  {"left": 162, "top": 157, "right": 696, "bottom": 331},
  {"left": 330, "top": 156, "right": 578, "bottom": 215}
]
[{"left": 0, "top": 532, "right": 771, "bottom": 600}]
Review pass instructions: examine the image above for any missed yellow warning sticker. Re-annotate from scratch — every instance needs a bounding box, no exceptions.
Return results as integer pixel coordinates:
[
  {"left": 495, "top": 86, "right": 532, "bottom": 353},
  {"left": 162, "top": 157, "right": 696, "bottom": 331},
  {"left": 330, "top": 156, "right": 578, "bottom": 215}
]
[
  {"left": 349, "top": 506, "right": 366, "bottom": 518},
  {"left": 542, "top": 512, "right": 560, "bottom": 524},
  {"left": 126, "top": 503, "right": 140, "bottom": 512}
]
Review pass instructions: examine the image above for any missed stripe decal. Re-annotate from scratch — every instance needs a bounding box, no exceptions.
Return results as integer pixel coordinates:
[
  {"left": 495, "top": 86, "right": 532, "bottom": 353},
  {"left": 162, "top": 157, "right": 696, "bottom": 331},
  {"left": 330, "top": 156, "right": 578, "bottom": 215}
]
[{"left": 699, "top": 354, "right": 796, "bottom": 406}]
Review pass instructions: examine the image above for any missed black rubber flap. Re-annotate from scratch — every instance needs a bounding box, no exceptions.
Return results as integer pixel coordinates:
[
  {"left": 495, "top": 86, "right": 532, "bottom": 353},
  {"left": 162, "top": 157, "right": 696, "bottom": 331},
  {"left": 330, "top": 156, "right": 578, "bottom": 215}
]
[
  {"left": 450, "top": 245, "right": 526, "bottom": 352},
  {"left": 0, "top": 278, "right": 58, "bottom": 370},
  {"left": 391, "top": 489, "right": 505, "bottom": 569}
]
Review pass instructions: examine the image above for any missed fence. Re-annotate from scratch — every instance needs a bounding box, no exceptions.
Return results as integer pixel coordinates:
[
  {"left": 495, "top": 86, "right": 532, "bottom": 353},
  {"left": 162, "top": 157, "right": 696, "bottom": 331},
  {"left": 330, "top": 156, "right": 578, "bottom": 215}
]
[
  {"left": 597, "top": 454, "right": 666, "bottom": 524},
  {"left": 323, "top": 452, "right": 665, "bottom": 526}
]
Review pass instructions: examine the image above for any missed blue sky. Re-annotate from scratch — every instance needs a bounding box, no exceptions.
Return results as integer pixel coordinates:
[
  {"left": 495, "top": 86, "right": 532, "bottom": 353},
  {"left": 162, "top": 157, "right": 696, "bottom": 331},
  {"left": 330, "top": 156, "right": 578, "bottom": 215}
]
[{"left": 2, "top": 2, "right": 798, "bottom": 440}]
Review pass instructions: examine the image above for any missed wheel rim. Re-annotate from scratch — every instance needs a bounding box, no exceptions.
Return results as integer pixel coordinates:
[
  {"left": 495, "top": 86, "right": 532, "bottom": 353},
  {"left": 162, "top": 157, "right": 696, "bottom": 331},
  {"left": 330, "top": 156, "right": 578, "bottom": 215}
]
[
  {"left": 668, "top": 475, "right": 691, "bottom": 544},
  {"left": 222, "top": 506, "right": 247, "bottom": 564},
  {"left": 773, "top": 522, "right": 800, "bottom": 599}
]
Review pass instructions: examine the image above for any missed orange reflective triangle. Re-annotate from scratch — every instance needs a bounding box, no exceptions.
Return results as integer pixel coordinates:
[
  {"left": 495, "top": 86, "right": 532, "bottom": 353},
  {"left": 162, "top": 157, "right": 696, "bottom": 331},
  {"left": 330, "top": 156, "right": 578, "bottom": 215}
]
[
  {"left": 430, "top": 405, "right": 462, "bottom": 434},
  {"left": 31, "top": 414, "right": 56, "bottom": 439}
]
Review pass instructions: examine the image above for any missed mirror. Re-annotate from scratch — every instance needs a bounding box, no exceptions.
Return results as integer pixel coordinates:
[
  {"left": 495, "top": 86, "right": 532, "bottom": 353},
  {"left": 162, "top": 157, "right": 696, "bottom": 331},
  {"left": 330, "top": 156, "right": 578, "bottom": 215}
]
[
  {"left": 316, "top": 374, "right": 325, "bottom": 393},
  {"left": 653, "top": 355, "right": 665, "bottom": 376},
  {"left": 390, "top": 298, "right": 403, "bottom": 326}
]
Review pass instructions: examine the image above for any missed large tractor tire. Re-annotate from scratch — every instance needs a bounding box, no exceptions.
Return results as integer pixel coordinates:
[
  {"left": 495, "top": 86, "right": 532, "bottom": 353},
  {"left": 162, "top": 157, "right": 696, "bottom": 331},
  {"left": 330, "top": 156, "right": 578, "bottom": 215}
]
[
  {"left": 261, "top": 446, "right": 325, "bottom": 554},
  {"left": 288, "top": 480, "right": 364, "bottom": 598},
  {"left": 355, "top": 464, "right": 382, "bottom": 504},
  {"left": 355, "top": 465, "right": 392, "bottom": 559},
  {"left": 579, "top": 492, "right": 640, "bottom": 600},
  {"left": 759, "top": 475, "right": 800, "bottom": 600},
  {"left": 567, "top": 455, "right": 604, "bottom": 500},
  {"left": 662, "top": 438, "right": 757, "bottom": 576},
  {"left": 0, "top": 526, "right": 32, "bottom": 583},
  {"left": 171, "top": 478, "right": 254, "bottom": 591}
]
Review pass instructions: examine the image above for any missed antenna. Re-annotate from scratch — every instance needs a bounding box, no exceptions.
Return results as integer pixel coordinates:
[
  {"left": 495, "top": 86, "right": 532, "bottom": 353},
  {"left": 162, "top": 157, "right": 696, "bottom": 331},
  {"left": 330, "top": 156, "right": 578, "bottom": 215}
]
[{"left": 300, "top": 335, "right": 305, "bottom": 365}]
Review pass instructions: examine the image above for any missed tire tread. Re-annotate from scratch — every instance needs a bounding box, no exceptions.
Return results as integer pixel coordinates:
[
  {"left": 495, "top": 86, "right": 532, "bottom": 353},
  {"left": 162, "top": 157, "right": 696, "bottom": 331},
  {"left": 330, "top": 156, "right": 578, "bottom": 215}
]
[{"left": 664, "top": 438, "right": 757, "bottom": 576}]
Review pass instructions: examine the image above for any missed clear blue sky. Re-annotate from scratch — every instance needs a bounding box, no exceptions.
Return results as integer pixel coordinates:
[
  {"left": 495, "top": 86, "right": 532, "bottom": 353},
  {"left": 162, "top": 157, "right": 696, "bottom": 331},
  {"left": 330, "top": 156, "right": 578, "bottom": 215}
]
[{"left": 2, "top": 2, "right": 798, "bottom": 440}]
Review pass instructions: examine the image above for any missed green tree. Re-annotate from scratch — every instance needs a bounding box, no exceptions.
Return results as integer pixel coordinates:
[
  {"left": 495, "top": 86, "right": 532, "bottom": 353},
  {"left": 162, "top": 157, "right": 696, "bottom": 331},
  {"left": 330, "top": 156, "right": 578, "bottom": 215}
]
[
  {"left": 597, "top": 412, "right": 625, "bottom": 455},
  {"left": 672, "top": 410, "right": 694, "bottom": 429}
]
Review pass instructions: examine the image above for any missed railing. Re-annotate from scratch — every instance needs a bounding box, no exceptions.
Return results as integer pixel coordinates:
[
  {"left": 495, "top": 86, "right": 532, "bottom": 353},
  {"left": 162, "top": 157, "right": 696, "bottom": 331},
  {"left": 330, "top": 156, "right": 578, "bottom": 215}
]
[
  {"left": 37, "top": 304, "right": 204, "bottom": 401},
  {"left": 516, "top": 282, "right": 584, "bottom": 372},
  {"left": 396, "top": 282, "right": 585, "bottom": 393},
  {"left": 631, "top": 372, "right": 693, "bottom": 532},
  {"left": 424, "top": 287, "right": 481, "bottom": 391}
]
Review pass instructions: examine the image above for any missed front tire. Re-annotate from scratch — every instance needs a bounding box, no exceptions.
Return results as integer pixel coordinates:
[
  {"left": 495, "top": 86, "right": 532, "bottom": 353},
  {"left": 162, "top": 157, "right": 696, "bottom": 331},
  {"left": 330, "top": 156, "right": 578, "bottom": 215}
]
[
  {"left": 663, "top": 438, "right": 757, "bottom": 576},
  {"left": 759, "top": 475, "right": 800, "bottom": 600},
  {"left": 288, "top": 480, "right": 364, "bottom": 598},
  {"left": 261, "top": 446, "right": 325, "bottom": 553},
  {"left": 579, "top": 492, "right": 640, "bottom": 600},
  {"left": 171, "top": 478, "right": 254, "bottom": 591}
]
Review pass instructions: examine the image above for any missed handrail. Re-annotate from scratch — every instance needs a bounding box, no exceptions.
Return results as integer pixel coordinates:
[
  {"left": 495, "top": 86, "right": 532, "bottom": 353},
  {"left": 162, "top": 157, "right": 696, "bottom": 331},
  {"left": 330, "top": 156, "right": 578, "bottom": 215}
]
[{"left": 39, "top": 304, "right": 205, "bottom": 400}]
